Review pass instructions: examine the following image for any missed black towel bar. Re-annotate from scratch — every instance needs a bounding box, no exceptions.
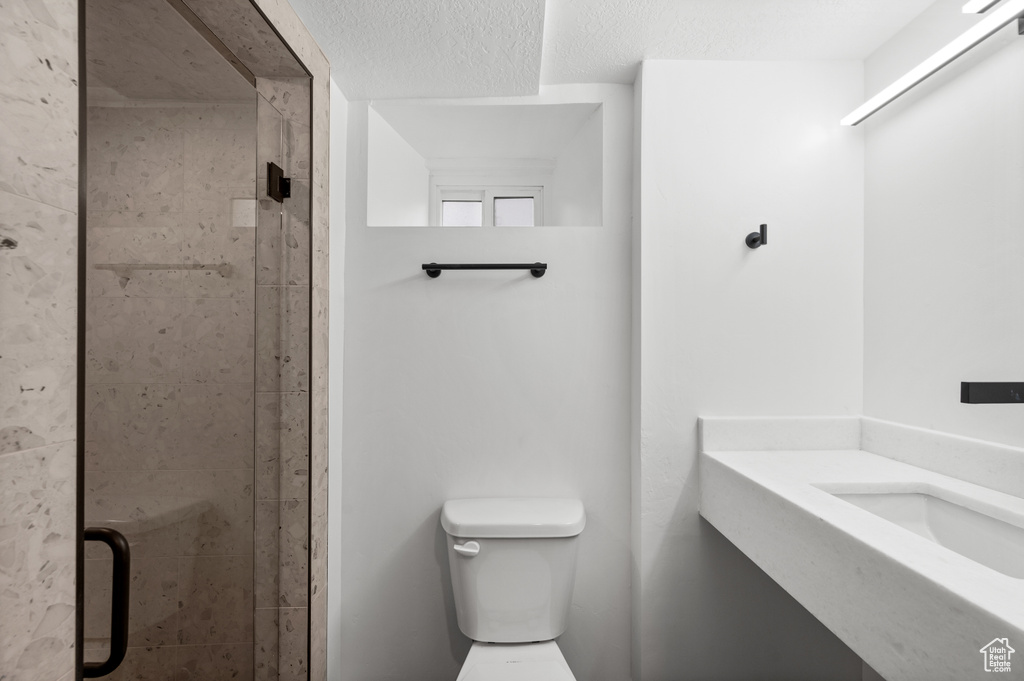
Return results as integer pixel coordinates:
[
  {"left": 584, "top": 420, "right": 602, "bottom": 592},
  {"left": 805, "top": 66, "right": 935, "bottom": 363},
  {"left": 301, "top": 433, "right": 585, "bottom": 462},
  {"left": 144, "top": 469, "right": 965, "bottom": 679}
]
[{"left": 422, "top": 263, "right": 547, "bottom": 278}]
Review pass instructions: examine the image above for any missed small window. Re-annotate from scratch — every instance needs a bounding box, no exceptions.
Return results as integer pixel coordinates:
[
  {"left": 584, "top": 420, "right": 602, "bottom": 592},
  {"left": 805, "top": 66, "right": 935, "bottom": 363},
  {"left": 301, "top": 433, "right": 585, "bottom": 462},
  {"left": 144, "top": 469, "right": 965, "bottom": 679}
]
[
  {"left": 435, "top": 186, "right": 542, "bottom": 226},
  {"left": 494, "top": 197, "right": 535, "bottom": 227},
  {"left": 441, "top": 200, "right": 483, "bottom": 227}
]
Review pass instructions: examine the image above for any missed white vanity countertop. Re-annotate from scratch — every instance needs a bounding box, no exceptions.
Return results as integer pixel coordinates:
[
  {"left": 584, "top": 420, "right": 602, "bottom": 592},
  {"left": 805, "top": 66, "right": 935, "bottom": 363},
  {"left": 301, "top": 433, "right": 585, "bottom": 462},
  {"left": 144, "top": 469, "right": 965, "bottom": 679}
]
[{"left": 700, "top": 444, "right": 1024, "bottom": 681}]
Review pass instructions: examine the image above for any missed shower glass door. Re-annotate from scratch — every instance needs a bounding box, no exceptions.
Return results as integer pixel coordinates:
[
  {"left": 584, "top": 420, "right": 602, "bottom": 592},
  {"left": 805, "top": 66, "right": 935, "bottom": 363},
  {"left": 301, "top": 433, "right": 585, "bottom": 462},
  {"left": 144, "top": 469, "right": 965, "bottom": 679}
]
[{"left": 80, "top": 0, "right": 310, "bottom": 678}]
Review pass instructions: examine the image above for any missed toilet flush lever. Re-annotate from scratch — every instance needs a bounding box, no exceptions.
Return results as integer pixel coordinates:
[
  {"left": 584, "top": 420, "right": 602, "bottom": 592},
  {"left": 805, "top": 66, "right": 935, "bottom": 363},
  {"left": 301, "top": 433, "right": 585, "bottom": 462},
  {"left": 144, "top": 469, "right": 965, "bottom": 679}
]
[{"left": 453, "top": 541, "right": 480, "bottom": 557}]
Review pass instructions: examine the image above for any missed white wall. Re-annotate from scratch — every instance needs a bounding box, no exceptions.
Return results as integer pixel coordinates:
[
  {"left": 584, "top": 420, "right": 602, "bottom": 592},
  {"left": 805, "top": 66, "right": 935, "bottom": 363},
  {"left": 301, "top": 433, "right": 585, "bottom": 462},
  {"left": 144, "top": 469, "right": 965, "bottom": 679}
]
[
  {"left": 550, "top": 107, "right": 603, "bottom": 226},
  {"left": 863, "top": 0, "right": 1024, "bottom": 447},
  {"left": 340, "top": 84, "right": 633, "bottom": 681},
  {"left": 635, "top": 60, "right": 865, "bottom": 680},
  {"left": 327, "top": 76, "right": 348, "bottom": 681},
  {"left": 366, "top": 105, "right": 429, "bottom": 226}
]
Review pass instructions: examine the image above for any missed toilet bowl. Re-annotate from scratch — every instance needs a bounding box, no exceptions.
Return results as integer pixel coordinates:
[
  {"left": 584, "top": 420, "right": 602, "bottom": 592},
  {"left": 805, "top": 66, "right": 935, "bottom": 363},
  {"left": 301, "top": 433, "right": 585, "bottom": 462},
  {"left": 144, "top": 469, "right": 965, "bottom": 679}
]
[
  {"left": 456, "top": 641, "right": 575, "bottom": 681},
  {"left": 441, "top": 497, "right": 586, "bottom": 681}
]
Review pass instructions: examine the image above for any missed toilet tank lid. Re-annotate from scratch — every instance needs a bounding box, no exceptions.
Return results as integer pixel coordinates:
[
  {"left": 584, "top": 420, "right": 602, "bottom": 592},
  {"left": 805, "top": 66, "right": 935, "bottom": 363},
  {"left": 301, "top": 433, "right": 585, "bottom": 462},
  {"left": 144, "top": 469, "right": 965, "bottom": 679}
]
[{"left": 441, "top": 498, "right": 586, "bottom": 538}]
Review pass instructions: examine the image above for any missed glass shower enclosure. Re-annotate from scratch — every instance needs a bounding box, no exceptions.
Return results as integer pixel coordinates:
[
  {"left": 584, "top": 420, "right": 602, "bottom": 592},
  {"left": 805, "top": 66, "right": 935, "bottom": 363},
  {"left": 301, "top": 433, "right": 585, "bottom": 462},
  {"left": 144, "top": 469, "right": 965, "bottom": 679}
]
[{"left": 80, "top": 0, "right": 311, "bottom": 678}]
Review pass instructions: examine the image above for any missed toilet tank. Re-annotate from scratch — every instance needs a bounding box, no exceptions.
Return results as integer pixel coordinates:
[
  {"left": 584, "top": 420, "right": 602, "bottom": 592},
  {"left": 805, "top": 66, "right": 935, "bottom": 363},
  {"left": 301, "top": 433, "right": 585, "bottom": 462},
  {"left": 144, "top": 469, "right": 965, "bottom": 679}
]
[{"left": 441, "top": 498, "right": 586, "bottom": 643}]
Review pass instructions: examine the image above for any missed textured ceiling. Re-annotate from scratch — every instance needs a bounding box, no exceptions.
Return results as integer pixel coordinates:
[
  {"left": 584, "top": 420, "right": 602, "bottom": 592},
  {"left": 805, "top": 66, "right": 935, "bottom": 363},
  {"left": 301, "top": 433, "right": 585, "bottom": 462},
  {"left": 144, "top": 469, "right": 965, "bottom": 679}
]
[
  {"left": 286, "top": 0, "right": 935, "bottom": 100},
  {"left": 285, "top": 0, "right": 546, "bottom": 100},
  {"left": 542, "top": 0, "right": 936, "bottom": 84},
  {"left": 286, "top": 0, "right": 937, "bottom": 100},
  {"left": 86, "top": 0, "right": 253, "bottom": 101},
  {"left": 372, "top": 102, "right": 599, "bottom": 160}
]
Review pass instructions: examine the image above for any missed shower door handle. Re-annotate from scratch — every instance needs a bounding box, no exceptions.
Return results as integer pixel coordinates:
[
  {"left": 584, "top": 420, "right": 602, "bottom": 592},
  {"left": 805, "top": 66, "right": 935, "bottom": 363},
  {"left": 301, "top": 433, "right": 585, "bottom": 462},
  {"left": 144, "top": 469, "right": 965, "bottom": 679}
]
[{"left": 83, "top": 527, "right": 131, "bottom": 678}]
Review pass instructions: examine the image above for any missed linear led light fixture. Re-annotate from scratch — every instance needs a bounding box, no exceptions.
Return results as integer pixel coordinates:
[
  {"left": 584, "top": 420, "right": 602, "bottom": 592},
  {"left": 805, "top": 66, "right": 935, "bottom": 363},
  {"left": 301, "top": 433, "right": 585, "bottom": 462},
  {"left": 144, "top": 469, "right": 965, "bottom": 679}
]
[
  {"left": 963, "top": 0, "right": 1003, "bottom": 13},
  {"left": 841, "top": 0, "right": 1024, "bottom": 125}
]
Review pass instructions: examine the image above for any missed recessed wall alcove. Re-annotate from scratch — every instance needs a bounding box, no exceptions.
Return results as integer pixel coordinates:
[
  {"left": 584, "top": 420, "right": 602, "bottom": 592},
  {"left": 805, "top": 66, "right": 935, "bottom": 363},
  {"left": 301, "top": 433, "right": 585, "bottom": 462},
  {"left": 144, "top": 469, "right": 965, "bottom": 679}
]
[{"left": 366, "top": 101, "right": 603, "bottom": 227}]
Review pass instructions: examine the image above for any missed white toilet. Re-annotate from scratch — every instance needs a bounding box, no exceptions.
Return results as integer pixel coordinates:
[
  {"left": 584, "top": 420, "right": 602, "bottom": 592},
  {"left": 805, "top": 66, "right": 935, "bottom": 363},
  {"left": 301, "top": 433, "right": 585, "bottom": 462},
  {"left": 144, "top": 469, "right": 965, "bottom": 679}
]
[{"left": 441, "top": 497, "right": 586, "bottom": 681}]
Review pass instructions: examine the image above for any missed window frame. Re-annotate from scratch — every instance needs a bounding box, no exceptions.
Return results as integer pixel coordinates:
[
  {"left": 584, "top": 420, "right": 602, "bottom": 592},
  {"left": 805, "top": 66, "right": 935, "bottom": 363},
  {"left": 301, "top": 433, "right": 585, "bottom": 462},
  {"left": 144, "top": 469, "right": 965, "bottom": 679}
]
[{"left": 435, "top": 185, "right": 544, "bottom": 227}]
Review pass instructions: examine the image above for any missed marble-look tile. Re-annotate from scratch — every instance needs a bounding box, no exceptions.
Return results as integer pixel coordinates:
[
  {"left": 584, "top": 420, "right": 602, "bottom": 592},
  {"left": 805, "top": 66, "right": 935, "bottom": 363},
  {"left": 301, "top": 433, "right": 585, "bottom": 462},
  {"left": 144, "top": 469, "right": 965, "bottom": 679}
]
[
  {"left": 278, "top": 607, "right": 308, "bottom": 681},
  {"left": 177, "top": 555, "right": 254, "bottom": 645},
  {"left": 310, "top": 490, "right": 326, "bottom": 603},
  {"left": 85, "top": 384, "right": 178, "bottom": 471},
  {"left": 254, "top": 608, "right": 280, "bottom": 681},
  {"left": 86, "top": 384, "right": 254, "bottom": 471},
  {"left": 176, "top": 643, "right": 254, "bottom": 681},
  {"left": 256, "top": 391, "right": 308, "bottom": 501},
  {"left": 0, "top": 193, "right": 77, "bottom": 451},
  {"left": 258, "top": 93, "right": 284, "bottom": 180},
  {"left": 277, "top": 498, "right": 308, "bottom": 608},
  {"left": 181, "top": 212, "right": 256, "bottom": 298},
  {"left": 284, "top": 120, "right": 311, "bottom": 180},
  {"left": 86, "top": 297, "right": 184, "bottom": 384},
  {"left": 84, "top": 472, "right": 181, "bottom": 559},
  {"left": 0, "top": 442, "right": 77, "bottom": 680},
  {"left": 180, "top": 103, "right": 257, "bottom": 131},
  {"left": 85, "top": 468, "right": 253, "bottom": 558},
  {"left": 256, "top": 499, "right": 308, "bottom": 608},
  {"left": 87, "top": 212, "right": 184, "bottom": 298},
  {"left": 254, "top": 500, "right": 279, "bottom": 609},
  {"left": 309, "top": 592, "right": 327, "bottom": 681},
  {"left": 257, "top": 182, "right": 310, "bottom": 286},
  {"left": 81, "top": 561, "right": 108, "bottom": 653},
  {"left": 257, "top": 78, "right": 311, "bottom": 128},
  {"left": 87, "top": 111, "right": 184, "bottom": 213},
  {"left": 127, "top": 558, "right": 179, "bottom": 647},
  {"left": 184, "top": 127, "right": 257, "bottom": 208},
  {"left": 175, "top": 384, "right": 255, "bottom": 470},
  {"left": 176, "top": 469, "right": 254, "bottom": 557},
  {"left": 187, "top": 184, "right": 259, "bottom": 218},
  {"left": 85, "top": 0, "right": 252, "bottom": 103},
  {"left": 180, "top": 297, "right": 255, "bottom": 384},
  {"left": 310, "top": 81, "right": 329, "bottom": 297},
  {"left": 100, "top": 645, "right": 178, "bottom": 681},
  {"left": 311, "top": 214, "right": 329, "bottom": 293},
  {"left": 82, "top": 558, "right": 110, "bottom": 652},
  {"left": 0, "top": 426, "right": 46, "bottom": 456},
  {"left": 310, "top": 286, "right": 328, "bottom": 488},
  {"left": 185, "top": 0, "right": 308, "bottom": 78},
  {"left": 89, "top": 103, "right": 255, "bottom": 133},
  {"left": 0, "top": 0, "right": 78, "bottom": 212},
  {"left": 83, "top": 557, "right": 179, "bottom": 649},
  {"left": 256, "top": 286, "right": 309, "bottom": 393},
  {"left": 254, "top": 0, "right": 331, "bottom": 77}
]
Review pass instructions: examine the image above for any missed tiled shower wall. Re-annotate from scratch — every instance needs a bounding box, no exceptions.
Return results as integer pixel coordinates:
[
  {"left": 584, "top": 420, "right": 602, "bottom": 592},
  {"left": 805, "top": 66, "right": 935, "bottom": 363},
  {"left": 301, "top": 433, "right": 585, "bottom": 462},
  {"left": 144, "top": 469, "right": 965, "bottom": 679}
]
[
  {"left": 83, "top": 101, "right": 259, "bottom": 678},
  {"left": 1, "top": 1, "right": 330, "bottom": 679},
  {"left": 83, "top": 85, "right": 313, "bottom": 680},
  {"left": 253, "top": 77, "right": 312, "bottom": 681},
  {"left": 0, "top": 0, "right": 79, "bottom": 680}
]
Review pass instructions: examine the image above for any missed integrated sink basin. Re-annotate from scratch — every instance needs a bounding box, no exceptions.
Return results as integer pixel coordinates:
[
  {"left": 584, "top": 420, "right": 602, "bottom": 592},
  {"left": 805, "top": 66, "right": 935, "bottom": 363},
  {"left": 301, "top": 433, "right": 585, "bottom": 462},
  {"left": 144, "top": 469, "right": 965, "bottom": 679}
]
[
  {"left": 698, "top": 416, "right": 1024, "bottom": 681},
  {"left": 828, "top": 488, "right": 1024, "bottom": 579}
]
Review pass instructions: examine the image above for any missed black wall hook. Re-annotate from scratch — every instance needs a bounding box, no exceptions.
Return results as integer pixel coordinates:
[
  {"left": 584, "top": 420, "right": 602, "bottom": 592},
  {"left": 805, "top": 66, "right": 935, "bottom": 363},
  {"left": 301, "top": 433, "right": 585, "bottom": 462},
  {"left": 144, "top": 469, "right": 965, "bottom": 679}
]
[{"left": 746, "top": 224, "right": 768, "bottom": 249}]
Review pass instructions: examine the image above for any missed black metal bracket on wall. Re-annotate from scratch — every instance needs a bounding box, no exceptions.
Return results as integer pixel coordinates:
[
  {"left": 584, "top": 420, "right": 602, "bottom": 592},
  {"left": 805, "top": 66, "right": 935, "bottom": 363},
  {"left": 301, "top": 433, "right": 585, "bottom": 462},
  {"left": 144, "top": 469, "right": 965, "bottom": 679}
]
[
  {"left": 422, "top": 263, "right": 547, "bottom": 278},
  {"left": 961, "top": 382, "right": 1024, "bottom": 404},
  {"left": 268, "top": 162, "right": 291, "bottom": 203}
]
